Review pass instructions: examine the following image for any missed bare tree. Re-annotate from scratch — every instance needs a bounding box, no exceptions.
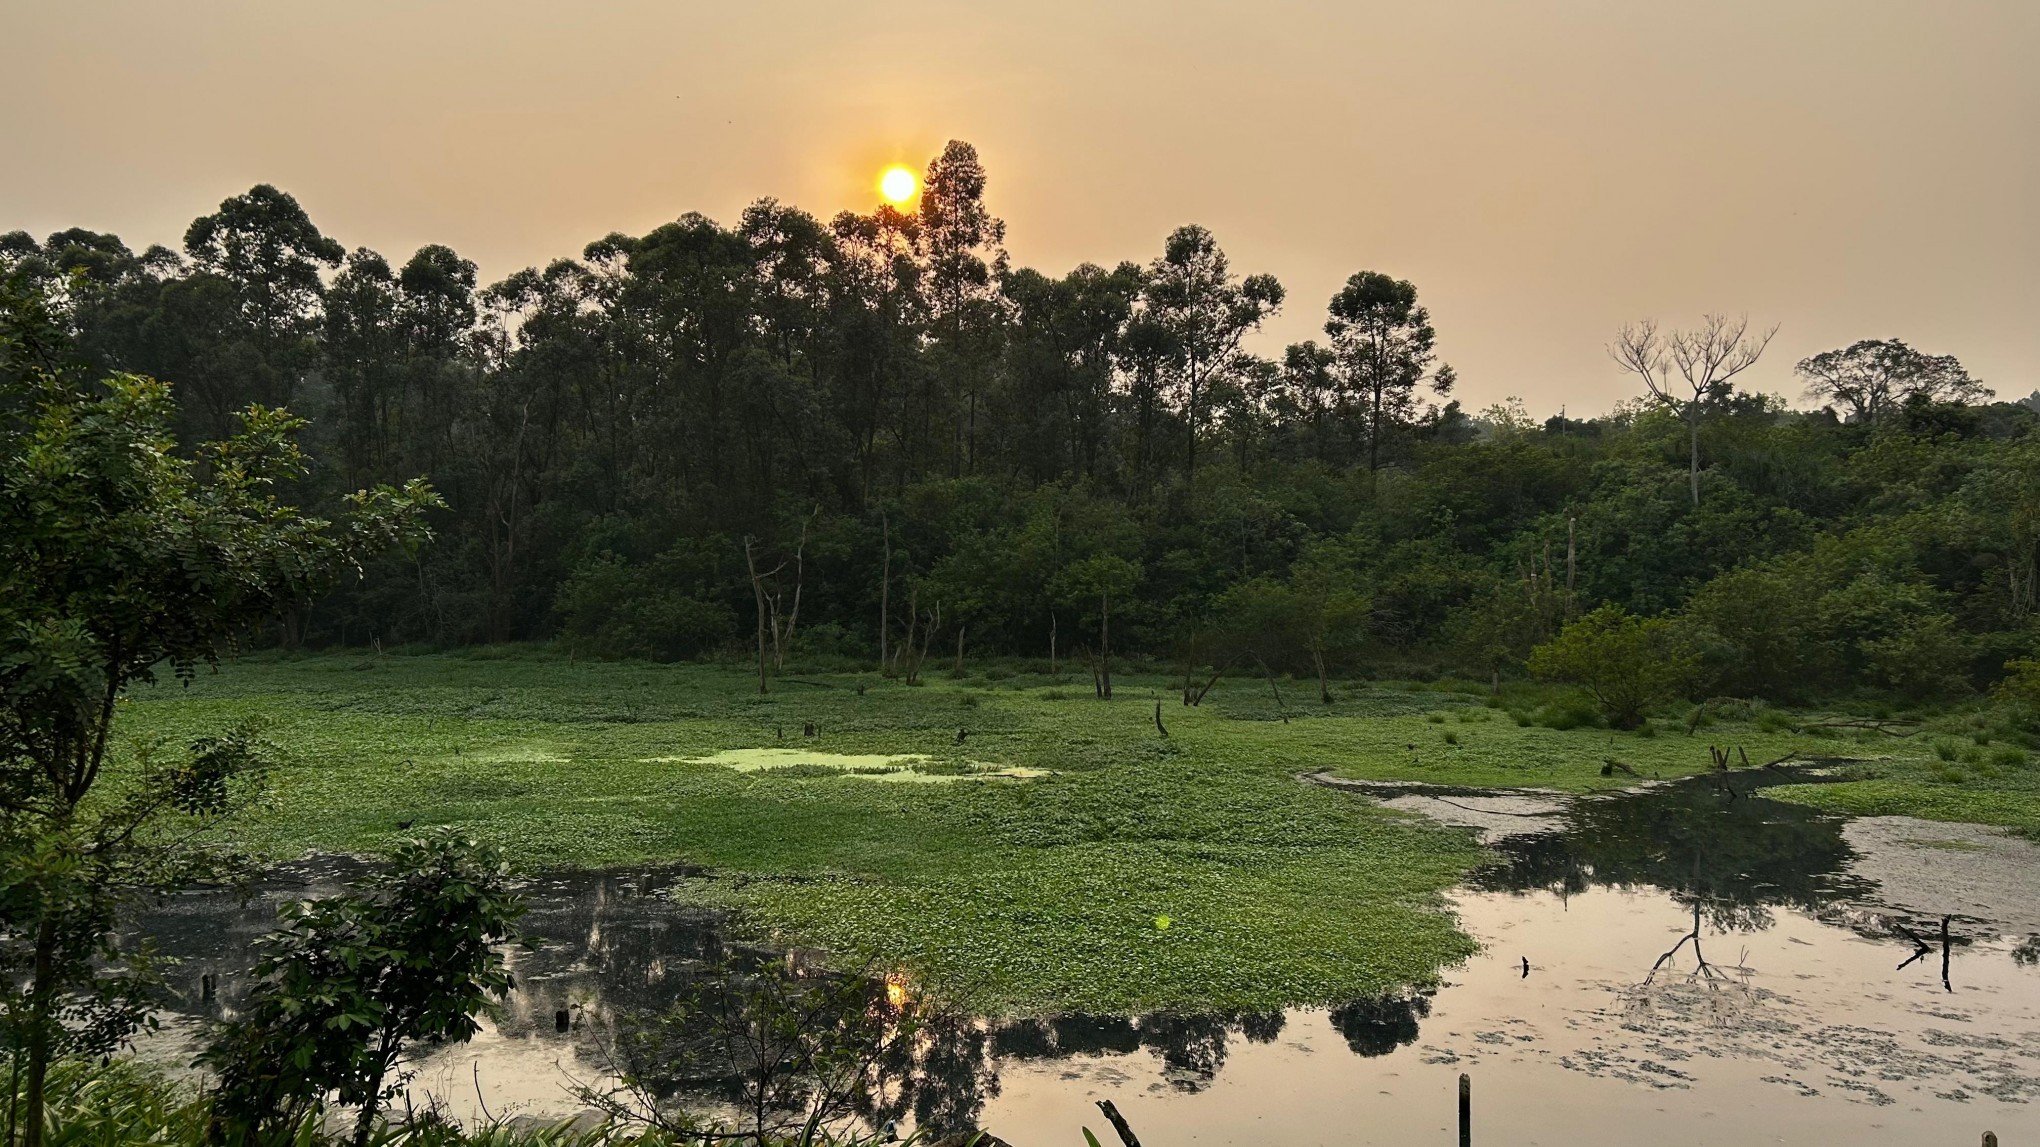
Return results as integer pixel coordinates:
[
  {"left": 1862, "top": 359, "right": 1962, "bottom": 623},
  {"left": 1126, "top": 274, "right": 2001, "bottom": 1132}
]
[
  {"left": 1609, "top": 315, "right": 1776, "bottom": 506},
  {"left": 742, "top": 508, "right": 818, "bottom": 694}
]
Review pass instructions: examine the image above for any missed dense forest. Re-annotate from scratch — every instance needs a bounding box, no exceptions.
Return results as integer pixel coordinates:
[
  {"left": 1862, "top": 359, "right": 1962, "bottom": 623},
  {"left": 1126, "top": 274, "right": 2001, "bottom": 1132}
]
[{"left": 6, "top": 141, "right": 2037, "bottom": 706}]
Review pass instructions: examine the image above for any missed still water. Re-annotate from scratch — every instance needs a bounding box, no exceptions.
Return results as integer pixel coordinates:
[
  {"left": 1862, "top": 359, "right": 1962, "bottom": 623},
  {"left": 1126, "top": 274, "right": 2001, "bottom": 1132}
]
[{"left": 131, "top": 772, "right": 2040, "bottom": 1145}]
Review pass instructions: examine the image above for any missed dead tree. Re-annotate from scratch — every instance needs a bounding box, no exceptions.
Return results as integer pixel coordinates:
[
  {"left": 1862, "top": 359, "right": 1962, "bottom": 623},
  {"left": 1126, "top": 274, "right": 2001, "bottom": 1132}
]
[
  {"left": 1610, "top": 315, "right": 1776, "bottom": 507},
  {"left": 742, "top": 509, "right": 819, "bottom": 692},
  {"left": 743, "top": 537, "right": 773, "bottom": 695},
  {"left": 899, "top": 589, "right": 940, "bottom": 686},
  {"left": 1646, "top": 901, "right": 1725, "bottom": 983}
]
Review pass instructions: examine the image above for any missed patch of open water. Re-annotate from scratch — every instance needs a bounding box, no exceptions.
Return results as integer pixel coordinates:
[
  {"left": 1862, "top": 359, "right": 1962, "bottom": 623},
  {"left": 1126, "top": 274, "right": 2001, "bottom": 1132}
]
[{"left": 128, "top": 771, "right": 2040, "bottom": 1144}]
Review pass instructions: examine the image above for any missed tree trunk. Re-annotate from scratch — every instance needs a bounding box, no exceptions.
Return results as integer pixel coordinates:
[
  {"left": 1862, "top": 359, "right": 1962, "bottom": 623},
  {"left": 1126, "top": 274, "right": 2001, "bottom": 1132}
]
[
  {"left": 901, "top": 586, "right": 919, "bottom": 685},
  {"left": 1313, "top": 645, "right": 1331, "bottom": 704},
  {"left": 1049, "top": 612, "right": 1058, "bottom": 674},
  {"left": 744, "top": 539, "right": 769, "bottom": 695},
  {"left": 1687, "top": 413, "right": 1701, "bottom": 507},
  {"left": 20, "top": 917, "right": 58, "bottom": 1147},
  {"left": 1369, "top": 383, "right": 1383, "bottom": 472},
  {"left": 1099, "top": 591, "right": 1113, "bottom": 700},
  {"left": 954, "top": 624, "right": 966, "bottom": 674},
  {"left": 352, "top": 1046, "right": 391, "bottom": 1147},
  {"left": 879, "top": 512, "right": 891, "bottom": 674}
]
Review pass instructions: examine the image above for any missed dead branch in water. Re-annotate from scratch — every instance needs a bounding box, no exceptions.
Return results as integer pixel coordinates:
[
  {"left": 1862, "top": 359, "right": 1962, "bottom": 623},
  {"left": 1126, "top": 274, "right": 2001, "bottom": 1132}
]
[{"left": 1094, "top": 1100, "right": 1142, "bottom": 1147}]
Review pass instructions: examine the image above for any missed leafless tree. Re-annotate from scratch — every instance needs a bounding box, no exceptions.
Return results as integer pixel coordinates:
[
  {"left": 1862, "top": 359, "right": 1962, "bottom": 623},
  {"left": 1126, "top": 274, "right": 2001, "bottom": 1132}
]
[
  {"left": 1609, "top": 315, "right": 1776, "bottom": 506},
  {"left": 743, "top": 508, "right": 819, "bottom": 694}
]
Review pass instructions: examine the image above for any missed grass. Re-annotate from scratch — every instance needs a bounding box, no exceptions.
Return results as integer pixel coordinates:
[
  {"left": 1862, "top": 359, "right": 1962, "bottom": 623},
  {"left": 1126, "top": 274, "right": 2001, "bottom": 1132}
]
[
  {"left": 120, "top": 653, "right": 1485, "bottom": 1015},
  {"left": 117, "top": 652, "right": 2031, "bottom": 1014},
  {"left": 1765, "top": 764, "right": 2040, "bottom": 840}
]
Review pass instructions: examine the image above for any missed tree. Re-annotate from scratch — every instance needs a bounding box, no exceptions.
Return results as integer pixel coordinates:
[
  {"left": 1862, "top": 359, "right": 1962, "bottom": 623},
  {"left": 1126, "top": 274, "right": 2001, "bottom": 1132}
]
[
  {"left": 918, "top": 141, "right": 1008, "bottom": 475},
  {"left": 1796, "top": 338, "right": 1989, "bottom": 425},
  {"left": 0, "top": 273, "right": 435, "bottom": 1146},
  {"left": 1324, "top": 272, "right": 1453, "bottom": 472},
  {"left": 1141, "top": 226, "right": 1282, "bottom": 488},
  {"left": 1528, "top": 605, "right": 1699, "bottom": 728},
  {"left": 1052, "top": 554, "right": 1140, "bottom": 699},
  {"left": 199, "top": 832, "right": 521, "bottom": 1146},
  {"left": 1609, "top": 314, "right": 1775, "bottom": 506},
  {"left": 179, "top": 185, "right": 345, "bottom": 429}
]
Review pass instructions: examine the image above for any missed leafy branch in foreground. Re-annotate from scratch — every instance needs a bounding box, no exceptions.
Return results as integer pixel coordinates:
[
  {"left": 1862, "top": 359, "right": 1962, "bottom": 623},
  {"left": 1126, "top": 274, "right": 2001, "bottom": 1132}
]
[{"left": 0, "top": 271, "right": 438, "bottom": 1147}]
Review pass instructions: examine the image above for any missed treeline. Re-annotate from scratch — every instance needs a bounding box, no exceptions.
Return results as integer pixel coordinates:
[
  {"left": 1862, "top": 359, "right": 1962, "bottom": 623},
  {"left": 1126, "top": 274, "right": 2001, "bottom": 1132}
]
[{"left": 5, "top": 140, "right": 2037, "bottom": 704}]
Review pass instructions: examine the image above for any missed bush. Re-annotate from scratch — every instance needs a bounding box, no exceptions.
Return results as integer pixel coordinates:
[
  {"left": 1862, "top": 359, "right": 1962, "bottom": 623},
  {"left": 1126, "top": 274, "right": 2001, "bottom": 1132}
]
[
  {"left": 1528, "top": 606, "right": 1700, "bottom": 729},
  {"left": 1532, "top": 695, "right": 1601, "bottom": 731},
  {"left": 555, "top": 551, "right": 736, "bottom": 662},
  {"left": 201, "top": 833, "right": 522, "bottom": 1143}
]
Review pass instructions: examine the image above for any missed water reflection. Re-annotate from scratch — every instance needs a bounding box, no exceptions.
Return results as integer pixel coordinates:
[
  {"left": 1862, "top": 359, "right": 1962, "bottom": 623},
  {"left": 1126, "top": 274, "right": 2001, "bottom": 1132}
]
[
  {"left": 1467, "top": 770, "right": 1875, "bottom": 924},
  {"left": 126, "top": 770, "right": 2036, "bottom": 1135}
]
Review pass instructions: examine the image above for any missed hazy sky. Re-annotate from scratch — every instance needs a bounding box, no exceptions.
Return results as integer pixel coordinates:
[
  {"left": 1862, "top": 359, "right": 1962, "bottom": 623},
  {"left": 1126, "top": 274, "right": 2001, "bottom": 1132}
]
[{"left": 4, "top": 0, "right": 2036, "bottom": 413}]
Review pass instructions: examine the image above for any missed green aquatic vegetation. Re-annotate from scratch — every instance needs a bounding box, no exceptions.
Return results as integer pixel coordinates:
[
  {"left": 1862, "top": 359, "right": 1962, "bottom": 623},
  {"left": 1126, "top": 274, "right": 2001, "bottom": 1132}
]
[
  {"left": 116, "top": 652, "right": 2006, "bottom": 1011},
  {"left": 1766, "top": 732, "right": 2040, "bottom": 840},
  {"left": 120, "top": 654, "right": 1488, "bottom": 1013}
]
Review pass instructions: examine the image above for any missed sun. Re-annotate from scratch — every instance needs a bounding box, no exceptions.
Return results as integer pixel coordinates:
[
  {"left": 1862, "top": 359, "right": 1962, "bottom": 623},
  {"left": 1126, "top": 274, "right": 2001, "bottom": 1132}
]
[{"left": 879, "top": 165, "right": 918, "bottom": 205}]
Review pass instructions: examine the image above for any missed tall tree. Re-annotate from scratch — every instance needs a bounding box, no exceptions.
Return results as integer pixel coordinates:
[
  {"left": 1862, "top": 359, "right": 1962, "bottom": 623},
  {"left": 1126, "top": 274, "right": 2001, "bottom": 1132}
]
[
  {"left": 175, "top": 185, "right": 344, "bottom": 440},
  {"left": 1323, "top": 271, "right": 1452, "bottom": 473},
  {"left": 1609, "top": 314, "right": 1775, "bottom": 507},
  {"left": 918, "top": 141, "right": 1008, "bottom": 476},
  {"left": 1141, "top": 226, "right": 1282, "bottom": 489},
  {"left": 1796, "top": 338, "right": 1988, "bottom": 425}
]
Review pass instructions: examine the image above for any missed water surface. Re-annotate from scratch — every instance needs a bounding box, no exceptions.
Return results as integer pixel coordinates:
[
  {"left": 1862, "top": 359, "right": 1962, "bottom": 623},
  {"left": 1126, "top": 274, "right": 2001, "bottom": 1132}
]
[{"left": 131, "top": 772, "right": 2040, "bottom": 1144}]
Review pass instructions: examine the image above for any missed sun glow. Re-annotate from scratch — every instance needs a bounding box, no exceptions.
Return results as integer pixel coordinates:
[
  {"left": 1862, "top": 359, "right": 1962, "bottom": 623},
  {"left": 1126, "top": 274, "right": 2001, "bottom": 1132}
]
[{"left": 879, "top": 165, "right": 918, "bottom": 205}]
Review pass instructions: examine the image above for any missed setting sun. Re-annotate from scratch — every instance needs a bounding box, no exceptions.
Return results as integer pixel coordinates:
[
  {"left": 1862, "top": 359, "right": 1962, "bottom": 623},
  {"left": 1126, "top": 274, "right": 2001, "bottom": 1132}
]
[{"left": 879, "top": 165, "right": 918, "bottom": 205}]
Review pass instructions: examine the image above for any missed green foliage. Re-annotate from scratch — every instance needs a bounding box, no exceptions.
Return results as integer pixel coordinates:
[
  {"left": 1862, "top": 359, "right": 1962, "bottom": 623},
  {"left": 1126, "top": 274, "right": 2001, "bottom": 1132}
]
[
  {"left": 0, "top": 272, "right": 436, "bottom": 1146},
  {"left": 556, "top": 548, "right": 735, "bottom": 662},
  {"left": 1528, "top": 606, "right": 1698, "bottom": 728},
  {"left": 11, "top": 166, "right": 2038, "bottom": 717},
  {"left": 201, "top": 832, "right": 521, "bottom": 1145}
]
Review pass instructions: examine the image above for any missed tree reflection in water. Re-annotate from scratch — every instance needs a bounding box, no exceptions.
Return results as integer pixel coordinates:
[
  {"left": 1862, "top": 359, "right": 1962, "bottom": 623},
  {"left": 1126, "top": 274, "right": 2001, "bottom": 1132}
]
[{"left": 128, "top": 771, "right": 1934, "bottom": 1128}]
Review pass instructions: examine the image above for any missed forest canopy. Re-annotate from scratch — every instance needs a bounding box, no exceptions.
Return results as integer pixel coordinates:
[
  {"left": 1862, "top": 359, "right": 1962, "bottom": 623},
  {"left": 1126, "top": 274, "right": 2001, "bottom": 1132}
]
[{"left": 5, "top": 141, "right": 2036, "bottom": 705}]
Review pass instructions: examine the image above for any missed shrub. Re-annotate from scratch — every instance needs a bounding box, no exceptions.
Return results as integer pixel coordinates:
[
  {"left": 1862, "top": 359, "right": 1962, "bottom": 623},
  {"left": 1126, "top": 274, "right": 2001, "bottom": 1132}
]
[
  {"left": 556, "top": 552, "right": 734, "bottom": 662},
  {"left": 201, "top": 833, "right": 522, "bottom": 1144},
  {"left": 1533, "top": 693, "right": 1602, "bottom": 730},
  {"left": 1529, "top": 606, "right": 1700, "bottom": 729}
]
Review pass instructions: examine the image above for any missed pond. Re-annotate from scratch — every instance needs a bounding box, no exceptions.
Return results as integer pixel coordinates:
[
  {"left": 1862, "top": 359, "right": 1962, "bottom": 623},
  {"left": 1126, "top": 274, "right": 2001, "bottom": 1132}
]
[{"left": 128, "top": 770, "right": 2040, "bottom": 1145}]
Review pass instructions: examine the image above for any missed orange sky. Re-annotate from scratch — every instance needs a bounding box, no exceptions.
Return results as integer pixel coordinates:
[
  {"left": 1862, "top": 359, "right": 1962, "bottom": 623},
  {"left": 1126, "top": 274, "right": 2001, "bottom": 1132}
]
[{"left": 4, "top": 0, "right": 2036, "bottom": 413}]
